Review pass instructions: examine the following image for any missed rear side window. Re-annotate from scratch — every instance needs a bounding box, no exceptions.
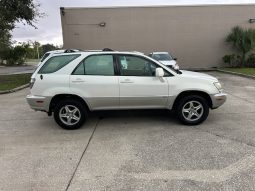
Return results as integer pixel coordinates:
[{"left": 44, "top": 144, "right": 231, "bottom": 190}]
[
  {"left": 73, "top": 55, "right": 114, "bottom": 76},
  {"left": 38, "top": 54, "right": 80, "bottom": 74}
]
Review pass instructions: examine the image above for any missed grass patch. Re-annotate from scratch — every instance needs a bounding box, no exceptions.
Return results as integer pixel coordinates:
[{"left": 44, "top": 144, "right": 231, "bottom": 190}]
[
  {"left": 220, "top": 67, "right": 255, "bottom": 76},
  {"left": 0, "top": 73, "right": 31, "bottom": 91}
]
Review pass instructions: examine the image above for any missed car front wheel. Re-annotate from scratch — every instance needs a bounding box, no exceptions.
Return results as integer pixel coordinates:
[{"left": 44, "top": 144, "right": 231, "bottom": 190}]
[
  {"left": 176, "top": 95, "right": 209, "bottom": 125},
  {"left": 53, "top": 99, "right": 87, "bottom": 130}
]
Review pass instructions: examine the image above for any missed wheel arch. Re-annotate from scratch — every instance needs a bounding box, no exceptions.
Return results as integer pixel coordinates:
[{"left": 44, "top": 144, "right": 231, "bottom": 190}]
[
  {"left": 172, "top": 90, "right": 213, "bottom": 110},
  {"left": 49, "top": 94, "right": 91, "bottom": 113}
]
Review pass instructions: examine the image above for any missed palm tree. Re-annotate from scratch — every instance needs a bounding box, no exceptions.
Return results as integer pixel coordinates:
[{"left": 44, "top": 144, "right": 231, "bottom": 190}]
[{"left": 226, "top": 26, "right": 255, "bottom": 67}]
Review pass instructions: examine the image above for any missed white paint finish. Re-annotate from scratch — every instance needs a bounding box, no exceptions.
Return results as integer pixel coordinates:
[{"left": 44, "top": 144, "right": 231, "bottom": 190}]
[
  {"left": 119, "top": 76, "right": 169, "bottom": 108},
  {"left": 32, "top": 74, "right": 71, "bottom": 96},
  {"left": 70, "top": 75, "right": 119, "bottom": 109}
]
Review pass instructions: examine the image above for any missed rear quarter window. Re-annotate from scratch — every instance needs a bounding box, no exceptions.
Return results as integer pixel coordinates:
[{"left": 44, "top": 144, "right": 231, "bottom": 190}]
[
  {"left": 40, "top": 53, "right": 50, "bottom": 62},
  {"left": 38, "top": 54, "right": 80, "bottom": 74}
]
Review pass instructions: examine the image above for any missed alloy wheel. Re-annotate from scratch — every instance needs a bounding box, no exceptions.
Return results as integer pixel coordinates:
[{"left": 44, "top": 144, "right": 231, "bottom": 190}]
[
  {"left": 59, "top": 105, "right": 81, "bottom": 126},
  {"left": 182, "top": 101, "right": 204, "bottom": 122}
]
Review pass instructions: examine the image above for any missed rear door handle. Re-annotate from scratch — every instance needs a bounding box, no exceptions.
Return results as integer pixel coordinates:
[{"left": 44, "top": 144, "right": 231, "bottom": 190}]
[{"left": 120, "top": 79, "right": 134, "bottom": 83}]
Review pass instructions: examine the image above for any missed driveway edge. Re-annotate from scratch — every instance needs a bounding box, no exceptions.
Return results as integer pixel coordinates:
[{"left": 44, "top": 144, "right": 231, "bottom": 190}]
[
  {"left": 0, "top": 84, "right": 29, "bottom": 94},
  {"left": 217, "top": 69, "right": 255, "bottom": 79}
]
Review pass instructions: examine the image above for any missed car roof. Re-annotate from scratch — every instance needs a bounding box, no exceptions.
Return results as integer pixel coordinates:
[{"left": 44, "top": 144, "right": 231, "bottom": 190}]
[
  {"left": 150, "top": 52, "right": 169, "bottom": 54},
  {"left": 45, "top": 49, "right": 81, "bottom": 54},
  {"left": 46, "top": 49, "right": 145, "bottom": 56}
]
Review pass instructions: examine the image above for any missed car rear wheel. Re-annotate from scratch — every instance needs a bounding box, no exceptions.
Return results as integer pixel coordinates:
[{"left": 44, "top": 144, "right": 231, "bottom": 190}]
[
  {"left": 176, "top": 95, "right": 209, "bottom": 125},
  {"left": 54, "top": 99, "right": 87, "bottom": 130}
]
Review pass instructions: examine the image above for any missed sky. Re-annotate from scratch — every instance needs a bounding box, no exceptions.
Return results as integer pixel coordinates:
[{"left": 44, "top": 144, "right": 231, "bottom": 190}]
[{"left": 12, "top": 0, "right": 255, "bottom": 46}]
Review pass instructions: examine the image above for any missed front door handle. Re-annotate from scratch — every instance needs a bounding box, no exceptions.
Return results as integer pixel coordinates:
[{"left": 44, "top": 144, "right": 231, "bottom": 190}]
[{"left": 72, "top": 78, "right": 85, "bottom": 83}]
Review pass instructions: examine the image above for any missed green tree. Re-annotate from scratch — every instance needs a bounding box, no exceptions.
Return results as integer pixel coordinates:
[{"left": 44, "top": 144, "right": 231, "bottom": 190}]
[
  {"left": 0, "top": 0, "right": 40, "bottom": 31},
  {"left": 226, "top": 26, "right": 255, "bottom": 67},
  {"left": 1, "top": 45, "right": 27, "bottom": 65},
  {"left": 0, "top": 30, "right": 11, "bottom": 59},
  {"left": 0, "top": 0, "right": 42, "bottom": 63},
  {"left": 41, "top": 44, "right": 58, "bottom": 55}
]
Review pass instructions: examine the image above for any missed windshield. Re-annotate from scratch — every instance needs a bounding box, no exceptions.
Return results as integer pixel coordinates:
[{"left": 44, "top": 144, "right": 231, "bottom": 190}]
[{"left": 152, "top": 53, "right": 173, "bottom": 61}]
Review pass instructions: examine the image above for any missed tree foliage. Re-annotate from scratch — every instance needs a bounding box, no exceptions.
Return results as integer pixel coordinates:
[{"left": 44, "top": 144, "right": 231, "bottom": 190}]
[
  {"left": 0, "top": 0, "right": 41, "bottom": 64},
  {"left": 226, "top": 26, "right": 255, "bottom": 66},
  {"left": 0, "top": 0, "right": 40, "bottom": 31},
  {"left": 1, "top": 45, "right": 27, "bottom": 65},
  {"left": 41, "top": 44, "right": 57, "bottom": 55}
]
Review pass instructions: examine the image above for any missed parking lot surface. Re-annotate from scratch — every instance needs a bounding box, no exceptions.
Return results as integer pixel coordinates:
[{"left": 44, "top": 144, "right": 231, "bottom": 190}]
[
  {"left": 0, "top": 71, "right": 255, "bottom": 191},
  {"left": 0, "top": 65, "right": 36, "bottom": 75}
]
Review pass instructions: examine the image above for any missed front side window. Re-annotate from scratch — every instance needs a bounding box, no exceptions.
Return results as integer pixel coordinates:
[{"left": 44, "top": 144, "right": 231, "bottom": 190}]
[
  {"left": 73, "top": 55, "right": 115, "bottom": 76},
  {"left": 38, "top": 54, "right": 80, "bottom": 74},
  {"left": 118, "top": 55, "right": 158, "bottom": 76}
]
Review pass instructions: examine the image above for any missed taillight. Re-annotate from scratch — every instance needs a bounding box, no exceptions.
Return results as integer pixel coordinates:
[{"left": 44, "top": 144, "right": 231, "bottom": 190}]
[{"left": 30, "top": 78, "right": 36, "bottom": 89}]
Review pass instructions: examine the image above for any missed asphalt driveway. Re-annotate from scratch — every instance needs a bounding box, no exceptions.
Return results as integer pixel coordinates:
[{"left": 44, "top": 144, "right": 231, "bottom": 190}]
[{"left": 0, "top": 71, "right": 255, "bottom": 191}]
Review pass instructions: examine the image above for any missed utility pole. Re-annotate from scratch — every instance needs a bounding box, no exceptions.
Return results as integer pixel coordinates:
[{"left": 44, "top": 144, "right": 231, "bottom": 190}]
[{"left": 37, "top": 44, "right": 39, "bottom": 59}]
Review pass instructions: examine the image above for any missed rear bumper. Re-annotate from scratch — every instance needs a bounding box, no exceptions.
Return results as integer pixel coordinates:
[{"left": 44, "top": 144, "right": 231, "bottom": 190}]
[
  {"left": 26, "top": 95, "right": 51, "bottom": 112},
  {"left": 210, "top": 93, "right": 227, "bottom": 109}
]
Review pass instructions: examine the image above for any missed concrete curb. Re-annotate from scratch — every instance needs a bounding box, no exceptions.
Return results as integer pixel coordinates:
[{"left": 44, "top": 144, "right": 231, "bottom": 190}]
[
  {"left": 0, "top": 83, "right": 29, "bottom": 94},
  {"left": 217, "top": 69, "right": 255, "bottom": 79}
]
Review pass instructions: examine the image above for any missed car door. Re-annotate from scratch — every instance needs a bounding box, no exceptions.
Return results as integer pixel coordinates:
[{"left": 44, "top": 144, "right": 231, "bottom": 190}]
[
  {"left": 117, "top": 54, "right": 169, "bottom": 109},
  {"left": 70, "top": 54, "right": 119, "bottom": 110}
]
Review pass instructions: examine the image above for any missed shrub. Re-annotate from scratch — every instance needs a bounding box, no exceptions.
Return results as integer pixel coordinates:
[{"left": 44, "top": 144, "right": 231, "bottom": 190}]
[
  {"left": 1, "top": 46, "right": 27, "bottom": 65},
  {"left": 226, "top": 26, "right": 255, "bottom": 67},
  {"left": 247, "top": 54, "right": 255, "bottom": 67},
  {"left": 222, "top": 54, "right": 237, "bottom": 67}
]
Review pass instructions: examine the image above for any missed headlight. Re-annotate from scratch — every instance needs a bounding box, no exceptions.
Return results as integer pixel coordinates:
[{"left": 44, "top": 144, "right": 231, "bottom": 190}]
[
  {"left": 173, "top": 64, "right": 179, "bottom": 70},
  {"left": 213, "top": 82, "right": 222, "bottom": 91}
]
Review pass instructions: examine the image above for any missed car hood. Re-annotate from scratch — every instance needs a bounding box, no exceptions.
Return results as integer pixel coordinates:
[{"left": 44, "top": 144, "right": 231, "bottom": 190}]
[
  {"left": 180, "top": 70, "right": 218, "bottom": 82},
  {"left": 160, "top": 60, "right": 176, "bottom": 66}
]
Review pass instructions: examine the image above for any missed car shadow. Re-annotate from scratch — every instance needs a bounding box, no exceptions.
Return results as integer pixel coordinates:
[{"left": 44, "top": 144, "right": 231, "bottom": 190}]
[{"left": 89, "top": 109, "right": 179, "bottom": 123}]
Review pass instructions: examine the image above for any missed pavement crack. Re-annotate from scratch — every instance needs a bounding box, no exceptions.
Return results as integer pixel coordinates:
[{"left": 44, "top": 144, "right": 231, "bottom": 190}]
[{"left": 65, "top": 118, "right": 101, "bottom": 191}]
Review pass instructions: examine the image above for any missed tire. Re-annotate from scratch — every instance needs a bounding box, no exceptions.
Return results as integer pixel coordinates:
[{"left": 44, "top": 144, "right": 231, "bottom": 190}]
[
  {"left": 53, "top": 99, "right": 87, "bottom": 130},
  {"left": 176, "top": 95, "right": 209, "bottom": 125}
]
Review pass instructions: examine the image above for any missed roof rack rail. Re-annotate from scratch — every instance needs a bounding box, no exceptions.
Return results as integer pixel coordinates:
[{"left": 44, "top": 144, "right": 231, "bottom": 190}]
[
  {"left": 64, "top": 49, "right": 80, "bottom": 53},
  {"left": 102, "top": 48, "right": 114, "bottom": 51}
]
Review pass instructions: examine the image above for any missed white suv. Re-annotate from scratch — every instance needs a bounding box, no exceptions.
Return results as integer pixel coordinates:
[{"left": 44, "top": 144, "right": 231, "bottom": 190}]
[
  {"left": 26, "top": 50, "right": 226, "bottom": 130},
  {"left": 148, "top": 52, "right": 179, "bottom": 70}
]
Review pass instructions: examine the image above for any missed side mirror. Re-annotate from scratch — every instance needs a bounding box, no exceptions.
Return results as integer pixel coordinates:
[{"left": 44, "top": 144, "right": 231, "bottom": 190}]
[
  {"left": 174, "top": 58, "right": 177, "bottom": 61},
  {"left": 155, "top": 68, "right": 164, "bottom": 77}
]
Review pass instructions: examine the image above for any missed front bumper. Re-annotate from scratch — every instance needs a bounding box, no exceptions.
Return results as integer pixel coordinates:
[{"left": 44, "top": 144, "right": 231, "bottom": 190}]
[
  {"left": 210, "top": 93, "right": 227, "bottom": 109},
  {"left": 26, "top": 95, "right": 51, "bottom": 112}
]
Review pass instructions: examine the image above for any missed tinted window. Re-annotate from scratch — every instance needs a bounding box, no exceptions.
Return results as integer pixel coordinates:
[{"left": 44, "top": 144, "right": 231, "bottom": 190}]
[
  {"left": 40, "top": 53, "right": 50, "bottom": 62},
  {"left": 73, "top": 62, "right": 84, "bottom": 75},
  {"left": 38, "top": 54, "right": 80, "bottom": 74},
  {"left": 118, "top": 55, "right": 158, "bottom": 76},
  {"left": 73, "top": 55, "right": 114, "bottom": 76}
]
